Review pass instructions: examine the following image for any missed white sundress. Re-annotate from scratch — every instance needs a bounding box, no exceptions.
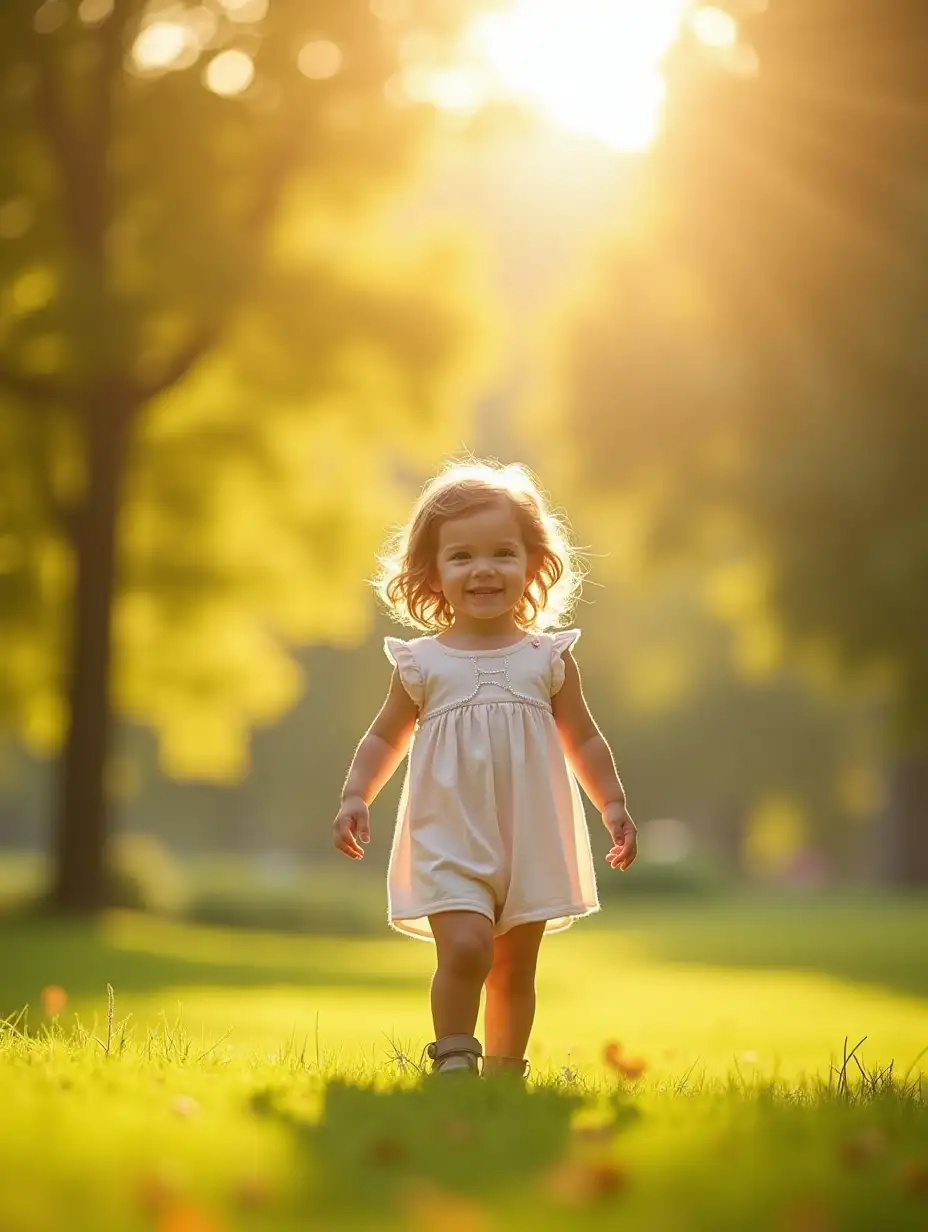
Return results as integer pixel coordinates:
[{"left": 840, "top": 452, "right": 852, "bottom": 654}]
[{"left": 382, "top": 629, "right": 600, "bottom": 941}]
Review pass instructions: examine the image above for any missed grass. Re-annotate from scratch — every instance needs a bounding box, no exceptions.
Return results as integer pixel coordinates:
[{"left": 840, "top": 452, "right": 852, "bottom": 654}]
[{"left": 1, "top": 894, "right": 927, "bottom": 1229}]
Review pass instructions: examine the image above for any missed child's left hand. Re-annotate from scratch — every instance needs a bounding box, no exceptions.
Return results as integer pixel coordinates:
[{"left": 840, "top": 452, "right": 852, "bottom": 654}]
[{"left": 603, "top": 802, "right": 638, "bottom": 871}]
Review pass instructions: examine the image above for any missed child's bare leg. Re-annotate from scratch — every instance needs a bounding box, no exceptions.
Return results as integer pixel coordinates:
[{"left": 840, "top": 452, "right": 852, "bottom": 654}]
[
  {"left": 484, "top": 920, "right": 546, "bottom": 1062},
  {"left": 428, "top": 911, "right": 494, "bottom": 1038}
]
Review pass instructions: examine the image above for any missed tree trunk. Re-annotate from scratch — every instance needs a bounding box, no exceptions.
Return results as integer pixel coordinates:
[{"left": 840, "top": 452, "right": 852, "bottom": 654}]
[
  {"left": 877, "top": 751, "right": 928, "bottom": 888},
  {"left": 51, "top": 390, "right": 133, "bottom": 912}
]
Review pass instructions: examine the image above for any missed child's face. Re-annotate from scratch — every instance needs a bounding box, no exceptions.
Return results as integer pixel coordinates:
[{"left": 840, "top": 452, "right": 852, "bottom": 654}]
[{"left": 434, "top": 501, "right": 531, "bottom": 624}]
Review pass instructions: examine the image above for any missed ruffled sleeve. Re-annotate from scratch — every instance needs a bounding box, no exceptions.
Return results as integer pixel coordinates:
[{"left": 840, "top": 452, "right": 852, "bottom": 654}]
[
  {"left": 383, "top": 637, "right": 424, "bottom": 707},
  {"left": 549, "top": 628, "right": 581, "bottom": 696}
]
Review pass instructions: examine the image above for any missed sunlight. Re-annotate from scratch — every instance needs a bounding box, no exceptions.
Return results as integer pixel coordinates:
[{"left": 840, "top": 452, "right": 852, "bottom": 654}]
[
  {"left": 298, "top": 39, "right": 344, "bottom": 81},
  {"left": 471, "top": 0, "right": 691, "bottom": 153},
  {"left": 204, "top": 49, "right": 255, "bottom": 97},
  {"left": 77, "top": 0, "right": 114, "bottom": 25},
  {"left": 132, "top": 20, "right": 190, "bottom": 72},
  {"left": 216, "top": 0, "right": 268, "bottom": 20},
  {"left": 689, "top": 5, "right": 739, "bottom": 48}
]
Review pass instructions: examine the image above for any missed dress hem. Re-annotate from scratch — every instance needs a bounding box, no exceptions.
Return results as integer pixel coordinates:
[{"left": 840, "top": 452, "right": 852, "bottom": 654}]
[
  {"left": 388, "top": 900, "right": 600, "bottom": 942},
  {"left": 498, "top": 902, "right": 601, "bottom": 935}
]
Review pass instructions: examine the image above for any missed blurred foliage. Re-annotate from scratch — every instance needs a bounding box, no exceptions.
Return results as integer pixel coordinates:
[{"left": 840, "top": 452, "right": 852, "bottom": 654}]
[
  {"left": 179, "top": 852, "right": 385, "bottom": 933},
  {"left": 0, "top": 563, "right": 883, "bottom": 886},
  {"left": 106, "top": 829, "right": 187, "bottom": 914},
  {"left": 573, "top": 566, "right": 882, "bottom": 881},
  {"left": 185, "top": 886, "right": 376, "bottom": 934},
  {"left": 551, "top": 0, "right": 928, "bottom": 747},
  {"left": 0, "top": 0, "right": 494, "bottom": 782},
  {"left": 0, "top": 846, "right": 387, "bottom": 931},
  {"left": 2, "top": 1, "right": 919, "bottom": 891},
  {"left": 0, "top": 71, "right": 891, "bottom": 889}
]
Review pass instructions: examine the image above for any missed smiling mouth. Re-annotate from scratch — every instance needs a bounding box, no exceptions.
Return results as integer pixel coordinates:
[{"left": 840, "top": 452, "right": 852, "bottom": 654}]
[{"left": 468, "top": 587, "right": 503, "bottom": 595}]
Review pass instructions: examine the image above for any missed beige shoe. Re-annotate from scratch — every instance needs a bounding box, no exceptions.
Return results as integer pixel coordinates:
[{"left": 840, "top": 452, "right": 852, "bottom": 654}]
[{"left": 425, "top": 1034, "right": 483, "bottom": 1075}]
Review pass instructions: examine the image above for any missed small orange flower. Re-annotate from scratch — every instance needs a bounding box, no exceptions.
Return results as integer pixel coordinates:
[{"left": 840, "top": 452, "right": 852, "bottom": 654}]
[{"left": 40, "top": 985, "right": 68, "bottom": 1016}]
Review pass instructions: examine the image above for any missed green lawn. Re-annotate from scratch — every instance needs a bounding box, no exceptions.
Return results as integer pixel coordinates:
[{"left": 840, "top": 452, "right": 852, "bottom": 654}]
[{"left": 1, "top": 896, "right": 927, "bottom": 1230}]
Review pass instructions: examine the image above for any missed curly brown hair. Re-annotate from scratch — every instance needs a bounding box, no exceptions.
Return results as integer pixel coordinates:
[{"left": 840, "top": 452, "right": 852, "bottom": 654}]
[{"left": 375, "top": 460, "right": 582, "bottom": 632}]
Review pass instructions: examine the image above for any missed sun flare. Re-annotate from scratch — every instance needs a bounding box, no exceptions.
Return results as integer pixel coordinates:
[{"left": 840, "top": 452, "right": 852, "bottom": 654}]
[{"left": 464, "top": 1, "right": 730, "bottom": 154}]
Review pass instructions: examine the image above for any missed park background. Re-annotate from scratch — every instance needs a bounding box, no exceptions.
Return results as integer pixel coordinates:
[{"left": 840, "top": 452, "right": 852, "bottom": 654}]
[{"left": 1, "top": 3, "right": 927, "bottom": 1230}]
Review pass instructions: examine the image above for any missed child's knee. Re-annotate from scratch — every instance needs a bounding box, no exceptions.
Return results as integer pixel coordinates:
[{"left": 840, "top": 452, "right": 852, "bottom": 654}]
[{"left": 436, "top": 922, "right": 494, "bottom": 981}]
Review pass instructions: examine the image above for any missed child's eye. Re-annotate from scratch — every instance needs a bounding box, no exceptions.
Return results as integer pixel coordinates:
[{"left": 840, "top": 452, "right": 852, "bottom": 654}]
[
  {"left": 496, "top": 549, "right": 517, "bottom": 557},
  {"left": 449, "top": 552, "right": 470, "bottom": 562}
]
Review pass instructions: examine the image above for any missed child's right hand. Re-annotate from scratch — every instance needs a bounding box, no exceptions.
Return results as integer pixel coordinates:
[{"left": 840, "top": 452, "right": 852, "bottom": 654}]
[{"left": 333, "top": 796, "right": 371, "bottom": 860}]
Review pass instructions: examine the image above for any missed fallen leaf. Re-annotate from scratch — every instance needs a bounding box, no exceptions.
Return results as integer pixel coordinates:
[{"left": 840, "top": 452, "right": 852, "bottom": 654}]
[
  {"left": 778, "top": 1197, "right": 837, "bottom": 1232},
  {"left": 40, "top": 985, "right": 68, "bottom": 1016},
  {"left": 899, "top": 1159, "right": 928, "bottom": 1196},
  {"left": 137, "top": 1169, "right": 183, "bottom": 1214},
  {"left": 545, "top": 1159, "right": 629, "bottom": 1206},
  {"left": 602, "top": 1041, "right": 623, "bottom": 1069},
  {"left": 369, "top": 1135, "right": 406, "bottom": 1166},
  {"left": 441, "top": 1117, "right": 475, "bottom": 1145},
  {"left": 839, "top": 1128, "right": 887, "bottom": 1168},
  {"left": 234, "top": 1175, "right": 274, "bottom": 1210},
  {"left": 615, "top": 1055, "right": 647, "bottom": 1080},
  {"left": 573, "top": 1124, "right": 615, "bottom": 1144},
  {"left": 603, "top": 1040, "right": 647, "bottom": 1079},
  {"left": 587, "top": 1162, "right": 627, "bottom": 1199},
  {"left": 404, "top": 1180, "right": 493, "bottom": 1232},
  {"left": 156, "top": 1205, "right": 224, "bottom": 1232}
]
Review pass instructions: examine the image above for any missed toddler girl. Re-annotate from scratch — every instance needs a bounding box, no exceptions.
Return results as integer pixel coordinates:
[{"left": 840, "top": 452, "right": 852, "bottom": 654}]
[{"left": 333, "top": 460, "right": 637, "bottom": 1077}]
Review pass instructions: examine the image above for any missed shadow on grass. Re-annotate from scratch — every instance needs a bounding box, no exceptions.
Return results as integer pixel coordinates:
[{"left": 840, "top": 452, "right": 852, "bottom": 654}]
[
  {"left": 254, "top": 1078, "right": 587, "bottom": 1218},
  {"left": 598, "top": 893, "right": 928, "bottom": 1000},
  {"left": 0, "top": 913, "right": 421, "bottom": 1015}
]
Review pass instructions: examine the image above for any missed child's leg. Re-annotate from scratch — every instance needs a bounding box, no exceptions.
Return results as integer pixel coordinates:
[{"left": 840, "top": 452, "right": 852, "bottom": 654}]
[
  {"left": 483, "top": 920, "right": 547, "bottom": 1063},
  {"left": 428, "top": 911, "right": 494, "bottom": 1039}
]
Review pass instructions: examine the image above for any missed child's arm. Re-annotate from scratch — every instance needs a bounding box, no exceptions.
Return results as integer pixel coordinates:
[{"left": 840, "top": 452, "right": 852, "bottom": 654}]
[
  {"left": 552, "top": 652, "right": 638, "bottom": 871},
  {"left": 333, "top": 670, "right": 418, "bottom": 860}
]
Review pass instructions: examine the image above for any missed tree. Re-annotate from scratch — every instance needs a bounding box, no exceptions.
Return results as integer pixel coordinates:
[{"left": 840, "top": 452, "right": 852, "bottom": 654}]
[
  {"left": 0, "top": 0, "right": 489, "bottom": 911},
  {"left": 551, "top": 1, "right": 928, "bottom": 880}
]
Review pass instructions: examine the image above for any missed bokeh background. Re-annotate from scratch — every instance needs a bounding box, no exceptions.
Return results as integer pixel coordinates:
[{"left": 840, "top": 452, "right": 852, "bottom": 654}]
[{"left": 1, "top": 0, "right": 926, "bottom": 1032}]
